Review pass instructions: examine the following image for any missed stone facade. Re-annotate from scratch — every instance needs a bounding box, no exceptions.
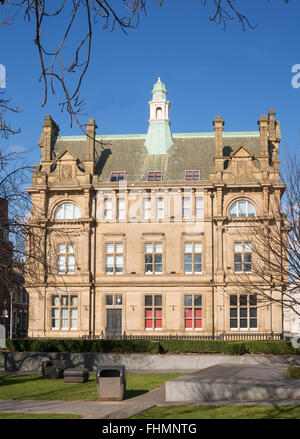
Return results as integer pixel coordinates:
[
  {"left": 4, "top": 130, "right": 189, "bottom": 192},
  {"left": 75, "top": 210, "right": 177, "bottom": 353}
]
[{"left": 26, "top": 79, "right": 285, "bottom": 338}]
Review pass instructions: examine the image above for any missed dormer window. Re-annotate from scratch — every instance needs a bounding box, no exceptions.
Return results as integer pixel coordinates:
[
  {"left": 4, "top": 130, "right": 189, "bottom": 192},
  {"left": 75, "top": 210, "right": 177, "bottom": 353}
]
[
  {"left": 147, "top": 171, "right": 163, "bottom": 182},
  {"left": 229, "top": 200, "right": 256, "bottom": 218},
  {"left": 185, "top": 170, "right": 200, "bottom": 181},
  {"left": 110, "top": 171, "right": 126, "bottom": 182}
]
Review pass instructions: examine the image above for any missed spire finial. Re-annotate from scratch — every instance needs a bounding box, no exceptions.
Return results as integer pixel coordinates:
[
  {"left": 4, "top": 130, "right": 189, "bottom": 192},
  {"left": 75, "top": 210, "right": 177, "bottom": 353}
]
[{"left": 158, "top": 77, "right": 161, "bottom": 82}]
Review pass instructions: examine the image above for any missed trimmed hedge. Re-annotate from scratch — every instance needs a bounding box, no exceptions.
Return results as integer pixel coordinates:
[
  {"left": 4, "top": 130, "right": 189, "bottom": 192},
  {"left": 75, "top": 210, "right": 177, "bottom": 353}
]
[
  {"left": 2, "top": 338, "right": 300, "bottom": 355},
  {"left": 4, "top": 339, "right": 160, "bottom": 354}
]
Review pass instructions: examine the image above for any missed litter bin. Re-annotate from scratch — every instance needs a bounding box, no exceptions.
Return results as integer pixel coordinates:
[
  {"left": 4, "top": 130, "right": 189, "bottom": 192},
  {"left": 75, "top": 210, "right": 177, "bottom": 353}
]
[{"left": 96, "top": 365, "right": 126, "bottom": 401}]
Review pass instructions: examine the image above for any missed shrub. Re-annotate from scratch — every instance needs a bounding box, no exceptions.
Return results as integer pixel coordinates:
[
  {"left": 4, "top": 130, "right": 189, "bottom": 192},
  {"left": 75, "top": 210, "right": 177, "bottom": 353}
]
[
  {"left": 244, "top": 340, "right": 297, "bottom": 355},
  {"left": 223, "top": 342, "right": 246, "bottom": 355},
  {"left": 286, "top": 366, "right": 300, "bottom": 379}
]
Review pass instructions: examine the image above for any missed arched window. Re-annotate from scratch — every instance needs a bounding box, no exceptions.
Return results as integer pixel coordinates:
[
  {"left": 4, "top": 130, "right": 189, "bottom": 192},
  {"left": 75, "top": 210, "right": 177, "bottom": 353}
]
[
  {"left": 156, "top": 107, "right": 162, "bottom": 119},
  {"left": 229, "top": 200, "right": 256, "bottom": 218},
  {"left": 54, "top": 203, "right": 80, "bottom": 219}
]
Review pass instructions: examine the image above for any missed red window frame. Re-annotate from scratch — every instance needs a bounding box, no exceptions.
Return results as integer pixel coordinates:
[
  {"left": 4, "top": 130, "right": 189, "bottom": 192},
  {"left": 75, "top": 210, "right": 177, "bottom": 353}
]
[
  {"left": 147, "top": 171, "right": 163, "bottom": 182},
  {"left": 185, "top": 170, "right": 200, "bottom": 181}
]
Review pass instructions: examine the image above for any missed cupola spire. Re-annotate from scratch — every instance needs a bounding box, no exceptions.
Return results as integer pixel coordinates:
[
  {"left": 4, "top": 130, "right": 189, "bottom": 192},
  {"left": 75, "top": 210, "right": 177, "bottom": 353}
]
[{"left": 144, "top": 78, "right": 173, "bottom": 154}]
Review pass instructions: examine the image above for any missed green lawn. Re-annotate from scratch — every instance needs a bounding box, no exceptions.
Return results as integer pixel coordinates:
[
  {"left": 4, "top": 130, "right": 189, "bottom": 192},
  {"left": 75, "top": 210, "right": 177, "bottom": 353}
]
[
  {"left": 131, "top": 405, "right": 300, "bottom": 419},
  {"left": 0, "top": 413, "right": 82, "bottom": 419},
  {"left": 0, "top": 373, "right": 183, "bottom": 401}
]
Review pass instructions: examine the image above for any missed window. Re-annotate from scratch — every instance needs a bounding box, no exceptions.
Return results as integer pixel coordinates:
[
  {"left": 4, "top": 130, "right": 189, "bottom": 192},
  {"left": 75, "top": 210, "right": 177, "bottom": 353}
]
[
  {"left": 104, "top": 198, "right": 112, "bottom": 220},
  {"left": 147, "top": 171, "right": 163, "bottom": 182},
  {"left": 145, "top": 295, "right": 162, "bottom": 330},
  {"left": 57, "top": 244, "right": 75, "bottom": 275},
  {"left": 184, "top": 295, "right": 202, "bottom": 330},
  {"left": 51, "top": 295, "right": 78, "bottom": 330},
  {"left": 184, "top": 243, "right": 202, "bottom": 274},
  {"left": 229, "top": 200, "right": 256, "bottom": 217},
  {"left": 182, "top": 196, "right": 191, "bottom": 219},
  {"left": 145, "top": 242, "right": 162, "bottom": 274},
  {"left": 110, "top": 171, "right": 126, "bottom": 182},
  {"left": 234, "top": 242, "right": 252, "bottom": 273},
  {"left": 156, "top": 197, "right": 164, "bottom": 220},
  {"left": 54, "top": 203, "right": 80, "bottom": 219},
  {"left": 195, "top": 196, "right": 204, "bottom": 219},
  {"left": 105, "top": 294, "right": 123, "bottom": 306},
  {"left": 230, "top": 294, "right": 257, "bottom": 330},
  {"left": 105, "top": 243, "right": 123, "bottom": 274},
  {"left": 143, "top": 197, "right": 151, "bottom": 220},
  {"left": 185, "top": 170, "right": 200, "bottom": 181},
  {"left": 117, "top": 198, "right": 126, "bottom": 220}
]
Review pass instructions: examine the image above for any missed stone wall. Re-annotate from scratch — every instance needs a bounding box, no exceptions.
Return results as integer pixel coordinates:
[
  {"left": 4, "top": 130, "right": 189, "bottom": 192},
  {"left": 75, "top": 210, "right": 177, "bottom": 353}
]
[{"left": 1, "top": 351, "right": 300, "bottom": 373}]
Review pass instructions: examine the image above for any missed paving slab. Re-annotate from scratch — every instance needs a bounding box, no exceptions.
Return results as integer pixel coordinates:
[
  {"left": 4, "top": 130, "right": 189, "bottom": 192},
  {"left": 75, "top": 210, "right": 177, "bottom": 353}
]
[{"left": 165, "top": 364, "right": 300, "bottom": 402}]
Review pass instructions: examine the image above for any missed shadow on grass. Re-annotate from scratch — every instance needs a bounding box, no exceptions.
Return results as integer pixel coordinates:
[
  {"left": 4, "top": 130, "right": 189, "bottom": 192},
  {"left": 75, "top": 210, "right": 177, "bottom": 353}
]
[{"left": 0, "top": 375, "right": 43, "bottom": 387}]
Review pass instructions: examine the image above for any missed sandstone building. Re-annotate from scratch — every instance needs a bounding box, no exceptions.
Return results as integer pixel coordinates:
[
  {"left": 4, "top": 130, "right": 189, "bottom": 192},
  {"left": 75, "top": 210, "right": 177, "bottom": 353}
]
[{"left": 26, "top": 79, "right": 285, "bottom": 339}]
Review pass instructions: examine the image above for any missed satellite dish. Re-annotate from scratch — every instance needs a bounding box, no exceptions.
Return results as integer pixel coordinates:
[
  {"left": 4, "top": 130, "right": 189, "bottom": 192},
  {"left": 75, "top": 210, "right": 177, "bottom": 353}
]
[{"left": 291, "top": 335, "right": 300, "bottom": 349}]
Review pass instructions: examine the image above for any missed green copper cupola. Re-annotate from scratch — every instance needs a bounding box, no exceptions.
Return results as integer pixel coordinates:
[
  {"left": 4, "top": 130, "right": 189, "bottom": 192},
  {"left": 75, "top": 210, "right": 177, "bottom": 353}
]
[{"left": 144, "top": 77, "right": 173, "bottom": 154}]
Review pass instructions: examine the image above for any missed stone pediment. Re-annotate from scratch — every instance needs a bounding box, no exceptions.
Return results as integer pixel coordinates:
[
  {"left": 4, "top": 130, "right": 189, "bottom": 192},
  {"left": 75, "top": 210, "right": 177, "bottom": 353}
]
[
  {"left": 55, "top": 148, "right": 79, "bottom": 162},
  {"left": 230, "top": 145, "right": 253, "bottom": 159}
]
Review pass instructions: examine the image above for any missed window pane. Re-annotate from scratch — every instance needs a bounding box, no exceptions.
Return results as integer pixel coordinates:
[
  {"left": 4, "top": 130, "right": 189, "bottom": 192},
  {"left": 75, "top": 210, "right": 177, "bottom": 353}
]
[
  {"left": 64, "top": 203, "right": 73, "bottom": 219},
  {"left": 248, "top": 202, "right": 256, "bottom": 217},
  {"left": 106, "top": 255, "right": 114, "bottom": 273},
  {"left": 51, "top": 308, "right": 59, "bottom": 329},
  {"left": 238, "top": 201, "right": 247, "bottom": 217},
  {"left": 61, "top": 308, "right": 69, "bottom": 329},
  {"left": 145, "top": 295, "right": 152, "bottom": 306},
  {"left": 61, "top": 296, "right": 68, "bottom": 306},
  {"left": 250, "top": 308, "right": 257, "bottom": 318},
  {"left": 52, "top": 295, "right": 59, "bottom": 306},
  {"left": 250, "top": 318, "right": 257, "bottom": 328},
  {"left": 154, "top": 243, "right": 162, "bottom": 253},
  {"left": 229, "top": 202, "right": 237, "bottom": 217},
  {"left": 115, "top": 295, "right": 122, "bottom": 305},
  {"left": 67, "top": 255, "right": 75, "bottom": 273},
  {"left": 70, "top": 309, "right": 78, "bottom": 329},
  {"left": 55, "top": 205, "right": 63, "bottom": 219},
  {"left": 194, "top": 295, "right": 202, "bottom": 306},
  {"left": 230, "top": 295, "right": 237, "bottom": 306},
  {"left": 244, "top": 242, "right": 252, "bottom": 252},
  {"left": 145, "top": 243, "right": 153, "bottom": 253},
  {"left": 250, "top": 295, "right": 257, "bottom": 306},
  {"left": 240, "top": 308, "right": 247, "bottom": 317},
  {"left": 58, "top": 244, "right": 66, "bottom": 253},
  {"left": 194, "top": 243, "right": 202, "bottom": 253},
  {"left": 154, "top": 295, "right": 162, "bottom": 306},
  {"left": 240, "top": 318, "right": 248, "bottom": 329},
  {"left": 70, "top": 296, "right": 78, "bottom": 306},
  {"left": 106, "top": 295, "right": 113, "bottom": 306},
  {"left": 115, "top": 243, "right": 123, "bottom": 254},
  {"left": 196, "top": 196, "right": 204, "bottom": 218},
  {"left": 57, "top": 255, "right": 65, "bottom": 274},
  {"left": 115, "top": 255, "right": 123, "bottom": 273},
  {"left": 184, "top": 295, "right": 192, "bottom": 307},
  {"left": 185, "top": 317, "right": 193, "bottom": 329},
  {"left": 184, "top": 243, "right": 193, "bottom": 253},
  {"left": 234, "top": 242, "right": 243, "bottom": 252},
  {"left": 67, "top": 244, "right": 74, "bottom": 253},
  {"left": 230, "top": 308, "right": 237, "bottom": 318},
  {"left": 240, "top": 295, "right": 247, "bottom": 306},
  {"left": 230, "top": 319, "right": 238, "bottom": 328},
  {"left": 106, "top": 243, "right": 114, "bottom": 254}
]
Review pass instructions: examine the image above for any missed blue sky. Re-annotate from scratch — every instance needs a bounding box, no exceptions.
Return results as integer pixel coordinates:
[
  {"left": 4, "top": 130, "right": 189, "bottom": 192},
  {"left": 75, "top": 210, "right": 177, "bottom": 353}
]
[{"left": 1, "top": 0, "right": 299, "bottom": 167}]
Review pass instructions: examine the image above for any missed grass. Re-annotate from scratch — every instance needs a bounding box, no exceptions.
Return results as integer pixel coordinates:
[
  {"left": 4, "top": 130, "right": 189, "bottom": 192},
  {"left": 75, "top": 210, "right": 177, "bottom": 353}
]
[
  {"left": 0, "top": 413, "right": 82, "bottom": 419},
  {"left": 131, "top": 405, "right": 300, "bottom": 419},
  {"left": 0, "top": 373, "right": 183, "bottom": 401},
  {"left": 287, "top": 366, "right": 300, "bottom": 379}
]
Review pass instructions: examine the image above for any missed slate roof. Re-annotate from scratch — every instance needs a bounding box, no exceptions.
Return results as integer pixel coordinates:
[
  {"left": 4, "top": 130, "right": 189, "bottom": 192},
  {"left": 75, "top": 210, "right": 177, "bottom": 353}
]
[{"left": 54, "top": 132, "right": 260, "bottom": 183}]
